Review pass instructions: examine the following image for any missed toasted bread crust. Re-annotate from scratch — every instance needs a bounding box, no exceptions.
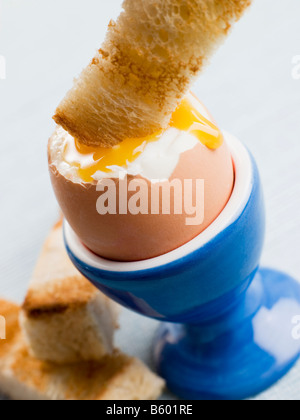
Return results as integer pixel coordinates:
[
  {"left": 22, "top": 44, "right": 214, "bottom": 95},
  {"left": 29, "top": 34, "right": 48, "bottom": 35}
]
[
  {"left": 0, "top": 299, "right": 165, "bottom": 400},
  {"left": 54, "top": 0, "right": 251, "bottom": 147},
  {"left": 20, "top": 223, "right": 120, "bottom": 364},
  {"left": 23, "top": 276, "right": 98, "bottom": 319},
  {"left": 22, "top": 222, "right": 99, "bottom": 318}
]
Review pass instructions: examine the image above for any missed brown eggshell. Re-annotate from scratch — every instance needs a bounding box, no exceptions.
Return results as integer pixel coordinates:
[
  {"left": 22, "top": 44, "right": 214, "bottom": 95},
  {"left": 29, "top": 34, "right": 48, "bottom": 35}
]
[{"left": 48, "top": 139, "right": 234, "bottom": 262}]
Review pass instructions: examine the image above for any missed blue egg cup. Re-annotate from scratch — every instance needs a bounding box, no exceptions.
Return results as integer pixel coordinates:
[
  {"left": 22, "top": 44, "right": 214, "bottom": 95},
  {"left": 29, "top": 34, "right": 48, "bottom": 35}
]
[{"left": 64, "top": 134, "right": 300, "bottom": 400}]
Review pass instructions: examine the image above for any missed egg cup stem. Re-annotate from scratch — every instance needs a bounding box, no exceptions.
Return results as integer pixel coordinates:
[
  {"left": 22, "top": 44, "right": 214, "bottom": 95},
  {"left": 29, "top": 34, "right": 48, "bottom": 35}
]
[{"left": 153, "top": 268, "right": 300, "bottom": 400}]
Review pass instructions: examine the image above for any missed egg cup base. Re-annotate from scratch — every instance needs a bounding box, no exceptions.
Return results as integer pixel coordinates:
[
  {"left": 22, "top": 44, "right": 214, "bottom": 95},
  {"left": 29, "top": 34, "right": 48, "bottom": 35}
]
[{"left": 154, "top": 268, "right": 300, "bottom": 400}]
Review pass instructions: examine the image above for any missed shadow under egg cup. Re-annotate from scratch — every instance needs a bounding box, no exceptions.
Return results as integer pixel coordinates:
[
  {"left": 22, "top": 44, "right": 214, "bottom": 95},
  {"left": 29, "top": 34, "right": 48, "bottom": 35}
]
[{"left": 64, "top": 134, "right": 300, "bottom": 400}]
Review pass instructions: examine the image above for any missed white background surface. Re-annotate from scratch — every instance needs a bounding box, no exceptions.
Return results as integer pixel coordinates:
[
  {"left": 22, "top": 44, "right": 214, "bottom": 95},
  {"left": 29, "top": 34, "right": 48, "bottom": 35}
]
[{"left": 0, "top": 0, "right": 300, "bottom": 400}]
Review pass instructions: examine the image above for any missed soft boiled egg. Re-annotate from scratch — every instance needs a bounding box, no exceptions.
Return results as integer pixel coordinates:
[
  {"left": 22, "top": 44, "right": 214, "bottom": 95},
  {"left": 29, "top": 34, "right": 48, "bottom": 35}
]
[{"left": 48, "top": 93, "right": 234, "bottom": 262}]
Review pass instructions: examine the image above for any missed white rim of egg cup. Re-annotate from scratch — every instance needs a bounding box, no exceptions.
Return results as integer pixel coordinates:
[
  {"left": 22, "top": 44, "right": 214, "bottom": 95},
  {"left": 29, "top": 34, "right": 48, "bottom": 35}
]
[{"left": 65, "top": 132, "right": 253, "bottom": 273}]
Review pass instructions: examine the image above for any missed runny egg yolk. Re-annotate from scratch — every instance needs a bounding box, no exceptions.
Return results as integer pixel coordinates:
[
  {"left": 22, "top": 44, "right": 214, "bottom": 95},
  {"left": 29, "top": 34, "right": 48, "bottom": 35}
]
[{"left": 64, "top": 96, "right": 223, "bottom": 183}]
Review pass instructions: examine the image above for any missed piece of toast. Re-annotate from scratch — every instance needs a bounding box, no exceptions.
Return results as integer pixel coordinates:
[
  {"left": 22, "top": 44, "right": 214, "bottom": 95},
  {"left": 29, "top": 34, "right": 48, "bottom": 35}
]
[
  {"left": 0, "top": 299, "right": 165, "bottom": 400},
  {"left": 20, "top": 221, "right": 120, "bottom": 364},
  {"left": 53, "top": 0, "right": 252, "bottom": 147}
]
